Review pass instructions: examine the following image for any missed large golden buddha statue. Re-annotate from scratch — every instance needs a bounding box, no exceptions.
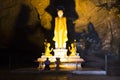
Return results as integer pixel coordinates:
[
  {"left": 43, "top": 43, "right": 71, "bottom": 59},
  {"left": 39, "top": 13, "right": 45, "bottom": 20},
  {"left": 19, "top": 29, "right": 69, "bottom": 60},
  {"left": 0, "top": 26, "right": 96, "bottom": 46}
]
[{"left": 53, "top": 10, "right": 68, "bottom": 48}]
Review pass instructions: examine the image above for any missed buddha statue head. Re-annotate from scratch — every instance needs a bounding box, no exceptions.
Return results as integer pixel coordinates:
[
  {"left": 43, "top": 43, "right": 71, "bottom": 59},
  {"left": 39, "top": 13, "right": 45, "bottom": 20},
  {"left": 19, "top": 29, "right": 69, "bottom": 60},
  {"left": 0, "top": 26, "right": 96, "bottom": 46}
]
[{"left": 57, "top": 10, "right": 64, "bottom": 18}]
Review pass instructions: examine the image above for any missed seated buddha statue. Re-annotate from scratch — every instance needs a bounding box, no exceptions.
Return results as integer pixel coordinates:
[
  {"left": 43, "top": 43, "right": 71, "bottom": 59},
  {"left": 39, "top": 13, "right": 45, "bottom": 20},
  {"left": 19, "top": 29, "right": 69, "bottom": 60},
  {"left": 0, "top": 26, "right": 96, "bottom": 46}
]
[{"left": 44, "top": 43, "right": 53, "bottom": 56}]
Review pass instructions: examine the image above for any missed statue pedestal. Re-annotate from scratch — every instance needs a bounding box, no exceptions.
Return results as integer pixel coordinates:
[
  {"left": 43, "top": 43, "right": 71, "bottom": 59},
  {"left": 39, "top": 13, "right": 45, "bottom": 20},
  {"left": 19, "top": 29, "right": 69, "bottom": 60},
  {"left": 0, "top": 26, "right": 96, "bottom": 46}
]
[
  {"left": 37, "top": 48, "right": 84, "bottom": 70},
  {"left": 53, "top": 48, "right": 67, "bottom": 59}
]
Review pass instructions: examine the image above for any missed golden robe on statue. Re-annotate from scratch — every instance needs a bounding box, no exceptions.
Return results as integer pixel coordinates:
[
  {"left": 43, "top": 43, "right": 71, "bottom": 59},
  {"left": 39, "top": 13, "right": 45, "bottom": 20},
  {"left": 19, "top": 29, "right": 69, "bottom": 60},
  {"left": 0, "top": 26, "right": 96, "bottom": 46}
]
[{"left": 53, "top": 17, "right": 68, "bottom": 48}]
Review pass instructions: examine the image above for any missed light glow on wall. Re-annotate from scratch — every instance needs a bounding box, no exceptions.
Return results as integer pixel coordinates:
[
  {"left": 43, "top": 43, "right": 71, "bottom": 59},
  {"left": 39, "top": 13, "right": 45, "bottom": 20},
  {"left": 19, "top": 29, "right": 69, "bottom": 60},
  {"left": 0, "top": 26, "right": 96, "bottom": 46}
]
[{"left": 31, "top": 0, "right": 52, "bottom": 30}]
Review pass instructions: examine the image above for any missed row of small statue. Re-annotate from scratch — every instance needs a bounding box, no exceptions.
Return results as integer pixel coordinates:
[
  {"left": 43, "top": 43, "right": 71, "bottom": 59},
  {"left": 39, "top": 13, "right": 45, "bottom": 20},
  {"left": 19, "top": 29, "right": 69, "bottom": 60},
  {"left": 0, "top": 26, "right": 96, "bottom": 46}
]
[{"left": 44, "top": 39, "right": 77, "bottom": 56}]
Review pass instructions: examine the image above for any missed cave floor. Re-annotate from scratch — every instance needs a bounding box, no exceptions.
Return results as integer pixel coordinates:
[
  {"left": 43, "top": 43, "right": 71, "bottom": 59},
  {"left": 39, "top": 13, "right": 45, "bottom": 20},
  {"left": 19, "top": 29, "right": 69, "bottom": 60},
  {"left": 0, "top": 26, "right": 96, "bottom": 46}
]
[{"left": 0, "top": 67, "right": 120, "bottom": 80}]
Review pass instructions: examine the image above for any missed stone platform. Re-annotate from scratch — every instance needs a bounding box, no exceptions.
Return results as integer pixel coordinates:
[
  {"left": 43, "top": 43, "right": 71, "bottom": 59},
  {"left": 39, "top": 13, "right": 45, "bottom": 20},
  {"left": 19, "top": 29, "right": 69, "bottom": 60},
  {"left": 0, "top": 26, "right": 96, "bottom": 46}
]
[
  {"left": 37, "top": 49, "right": 84, "bottom": 70},
  {"left": 37, "top": 56, "right": 84, "bottom": 70}
]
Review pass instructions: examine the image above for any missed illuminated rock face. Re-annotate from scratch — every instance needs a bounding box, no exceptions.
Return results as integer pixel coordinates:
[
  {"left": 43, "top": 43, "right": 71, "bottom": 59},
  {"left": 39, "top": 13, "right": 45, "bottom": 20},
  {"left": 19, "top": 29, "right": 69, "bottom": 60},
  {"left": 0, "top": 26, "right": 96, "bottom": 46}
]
[
  {"left": 31, "top": 0, "right": 52, "bottom": 30},
  {"left": 0, "top": 0, "right": 45, "bottom": 49},
  {"left": 74, "top": 0, "right": 120, "bottom": 54}
]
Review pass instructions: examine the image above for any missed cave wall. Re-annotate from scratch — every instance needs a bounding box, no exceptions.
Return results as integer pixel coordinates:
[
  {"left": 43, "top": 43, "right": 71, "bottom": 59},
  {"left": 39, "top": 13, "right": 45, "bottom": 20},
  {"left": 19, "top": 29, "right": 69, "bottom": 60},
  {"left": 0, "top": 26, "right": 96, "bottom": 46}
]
[
  {"left": 0, "top": 0, "right": 119, "bottom": 54},
  {"left": 0, "top": 0, "right": 45, "bottom": 51},
  {"left": 0, "top": 0, "right": 20, "bottom": 48},
  {"left": 74, "top": 0, "right": 120, "bottom": 54}
]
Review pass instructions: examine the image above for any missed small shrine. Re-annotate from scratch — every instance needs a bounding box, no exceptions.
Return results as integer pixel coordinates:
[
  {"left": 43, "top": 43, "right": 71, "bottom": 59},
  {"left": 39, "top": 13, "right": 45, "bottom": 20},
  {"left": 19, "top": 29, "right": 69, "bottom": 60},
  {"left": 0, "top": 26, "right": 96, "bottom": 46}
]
[{"left": 37, "top": 10, "right": 84, "bottom": 70}]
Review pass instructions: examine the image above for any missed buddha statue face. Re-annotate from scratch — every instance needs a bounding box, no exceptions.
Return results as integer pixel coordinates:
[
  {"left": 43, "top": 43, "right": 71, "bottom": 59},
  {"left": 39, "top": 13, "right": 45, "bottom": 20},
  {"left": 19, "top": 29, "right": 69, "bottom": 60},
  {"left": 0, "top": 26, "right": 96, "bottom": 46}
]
[
  {"left": 57, "top": 10, "right": 63, "bottom": 18},
  {"left": 71, "top": 43, "right": 74, "bottom": 47},
  {"left": 47, "top": 43, "right": 50, "bottom": 47}
]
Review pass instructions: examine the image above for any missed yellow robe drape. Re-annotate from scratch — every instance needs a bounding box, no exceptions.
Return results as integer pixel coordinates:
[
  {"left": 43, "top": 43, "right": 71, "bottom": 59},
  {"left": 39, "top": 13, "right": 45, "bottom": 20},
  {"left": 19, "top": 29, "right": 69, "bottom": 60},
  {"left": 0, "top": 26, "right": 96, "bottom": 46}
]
[{"left": 53, "top": 17, "right": 68, "bottom": 48}]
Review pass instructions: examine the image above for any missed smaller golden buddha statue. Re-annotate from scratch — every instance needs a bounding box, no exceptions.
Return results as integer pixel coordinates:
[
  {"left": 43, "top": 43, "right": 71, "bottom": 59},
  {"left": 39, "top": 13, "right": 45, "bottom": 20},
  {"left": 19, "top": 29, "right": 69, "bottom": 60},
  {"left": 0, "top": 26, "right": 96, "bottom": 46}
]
[
  {"left": 69, "top": 43, "right": 76, "bottom": 56},
  {"left": 44, "top": 43, "right": 53, "bottom": 56}
]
